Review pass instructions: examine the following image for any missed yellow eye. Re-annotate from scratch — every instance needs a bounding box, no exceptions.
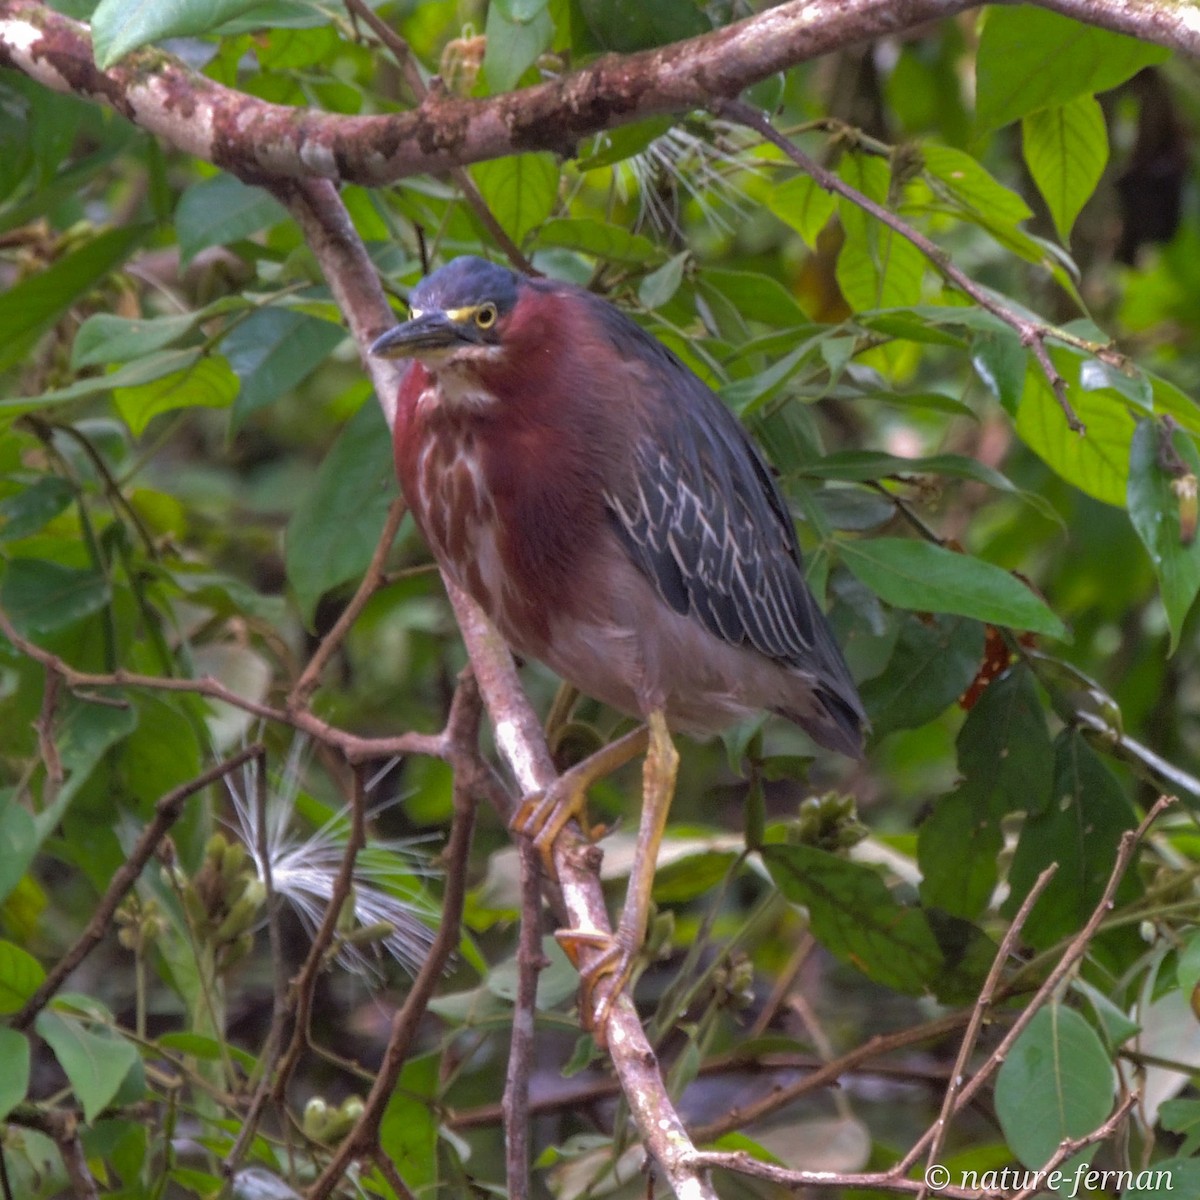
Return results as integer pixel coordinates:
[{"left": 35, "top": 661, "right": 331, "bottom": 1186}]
[{"left": 475, "top": 302, "right": 498, "bottom": 330}]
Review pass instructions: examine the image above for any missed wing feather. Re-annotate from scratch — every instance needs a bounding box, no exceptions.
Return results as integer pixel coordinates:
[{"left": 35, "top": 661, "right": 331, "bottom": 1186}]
[{"left": 596, "top": 305, "right": 863, "bottom": 742}]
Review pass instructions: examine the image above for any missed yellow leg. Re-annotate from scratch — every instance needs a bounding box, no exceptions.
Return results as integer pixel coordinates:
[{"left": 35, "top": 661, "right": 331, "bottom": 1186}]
[
  {"left": 511, "top": 724, "right": 649, "bottom": 879},
  {"left": 559, "top": 709, "right": 679, "bottom": 1041}
]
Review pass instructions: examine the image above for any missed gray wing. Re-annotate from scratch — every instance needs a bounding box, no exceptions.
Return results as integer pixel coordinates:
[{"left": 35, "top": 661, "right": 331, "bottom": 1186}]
[{"left": 600, "top": 341, "right": 864, "bottom": 753}]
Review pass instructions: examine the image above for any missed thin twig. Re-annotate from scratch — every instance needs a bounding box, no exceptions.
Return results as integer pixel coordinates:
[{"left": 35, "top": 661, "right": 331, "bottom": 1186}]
[
  {"left": 1009, "top": 1092, "right": 1139, "bottom": 1200},
  {"left": 33, "top": 670, "right": 63, "bottom": 796},
  {"left": 223, "top": 750, "right": 295, "bottom": 1181},
  {"left": 691, "top": 1006, "right": 976, "bottom": 1145},
  {"left": 289, "top": 496, "right": 408, "bottom": 709},
  {"left": 0, "top": 1142, "right": 12, "bottom": 1200},
  {"left": 689, "top": 1151, "right": 979, "bottom": 1199},
  {"left": 746, "top": 931, "right": 814, "bottom": 1041},
  {"left": 11, "top": 743, "right": 265, "bottom": 1031},
  {"left": 341, "top": 0, "right": 537, "bottom": 275},
  {"left": 0, "top": 605, "right": 446, "bottom": 765},
  {"left": 503, "top": 840, "right": 545, "bottom": 1200},
  {"left": 716, "top": 99, "right": 1088, "bottom": 433},
  {"left": 893, "top": 795, "right": 1173, "bottom": 1179},
  {"left": 450, "top": 1046, "right": 965, "bottom": 1130},
  {"left": 305, "top": 680, "right": 482, "bottom": 1199},
  {"left": 270, "top": 767, "right": 368, "bottom": 1101},
  {"left": 371, "top": 1150, "right": 417, "bottom": 1200},
  {"left": 12, "top": 1107, "right": 153, "bottom": 1199},
  {"left": 906, "top": 863, "right": 1059, "bottom": 1188},
  {"left": 49, "top": 1113, "right": 99, "bottom": 1200}
]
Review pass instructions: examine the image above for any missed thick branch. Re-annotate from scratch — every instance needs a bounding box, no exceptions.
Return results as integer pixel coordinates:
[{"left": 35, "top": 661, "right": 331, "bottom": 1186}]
[
  {"left": 2, "top": 0, "right": 1198, "bottom": 191},
  {"left": 283, "top": 178, "right": 717, "bottom": 1200}
]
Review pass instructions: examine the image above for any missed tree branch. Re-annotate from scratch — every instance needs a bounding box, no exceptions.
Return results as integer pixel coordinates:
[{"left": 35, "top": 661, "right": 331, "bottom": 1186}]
[
  {"left": 2, "top": 0, "right": 1198, "bottom": 192},
  {"left": 0, "top": 605, "right": 444, "bottom": 764},
  {"left": 718, "top": 100, "right": 1089, "bottom": 432},
  {"left": 272, "top": 171, "right": 720, "bottom": 1200}
]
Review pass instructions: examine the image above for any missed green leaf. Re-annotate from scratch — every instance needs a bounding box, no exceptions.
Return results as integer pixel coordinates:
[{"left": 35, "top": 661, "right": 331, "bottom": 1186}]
[
  {"left": 0, "top": 559, "right": 110, "bottom": 635},
  {"left": 378, "top": 1053, "right": 438, "bottom": 1192},
  {"left": 857, "top": 612, "right": 984, "bottom": 737},
  {"left": 1160, "top": 1100, "right": 1200, "bottom": 1156},
  {"left": 1015, "top": 360, "right": 1135, "bottom": 507},
  {"left": 175, "top": 175, "right": 287, "bottom": 264},
  {"left": 493, "top": 0, "right": 549, "bottom": 19},
  {"left": 0, "top": 793, "right": 38, "bottom": 905},
  {"left": 0, "top": 939, "right": 45, "bottom": 1014},
  {"left": 839, "top": 538, "right": 1067, "bottom": 638},
  {"left": 763, "top": 843, "right": 944, "bottom": 995},
  {"left": 92, "top": 0, "right": 273, "bottom": 66},
  {"left": 1127, "top": 419, "right": 1200, "bottom": 653},
  {"left": 1022, "top": 94, "right": 1108, "bottom": 245},
  {"left": 536, "top": 217, "right": 662, "bottom": 265},
  {"left": 919, "top": 668, "right": 1053, "bottom": 919},
  {"left": 1, "top": 348, "right": 204, "bottom": 418},
  {"left": 286, "top": 400, "right": 398, "bottom": 626},
  {"left": 766, "top": 174, "right": 836, "bottom": 249},
  {"left": 956, "top": 666, "right": 1054, "bottom": 818},
  {"left": 920, "top": 143, "right": 1033, "bottom": 225},
  {"left": 972, "top": 329, "right": 1027, "bottom": 414},
  {"left": 638, "top": 251, "right": 687, "bottom": 309},
  {"left": 975, "top": 6, "right": 1169, "bottom": 134},
  {"left": 1177, "top": 926, "right": 1200, "bottom": 1001},
  {"left": 0, "top": 224, "right": 147, "bottom": 373},
  {"left": 577, "top": 0, "right": 709, "bottom": 52},
  {"left": 1003, "top": 730, "right": 1140, "bottom": 949},
  {"left": 0, "top": 476, "right": 74, "bottom": 542},
  {"left": 1148, "top": 369, "right": 1200, "bottom": 437},
  {"left": 1120, "top": 1158, "right": 1200, "bottom": 1200},
  {"left": 72, "top": 312, "right": 201, "bottom": 369},
  {"left": 469, "top": 153, "right": 558, "bottom": 245},
  {"left": 918, "top": 789, "right": 1002, "bottom": 920},
  {"left": 486, "top": 937, "right": 578, "bottom": 1008},
  {"left": 1072, "top": 978, "right": 1140, "bottom": 1049},
  {"left": 114, "top": 355, "right": 239, "bottom": 436},
  {"left": 576, "top": 117, "right": 675, "bottom": 170},
  {"left": 223, "top": 307, "right": 345, "bottom": 427},
  {"left": 483, "top": 1, "right": 554, "bottom": 92},
  {"left": 994, "top": 1004, "right": 1115, "bottom": 1167},
  {"left": 720, "top": 329, "right": 826, "bottom": 415},
  {"left": 33, "top": 699, "right": 141, "bottom": 844},
  {"left": 836, "top": 155, "right": 924, "bottom": 312},
  {"left": 806, "top": 450, "right": 1019, "bottom": 493},
  {"left": 156, "top": 1031, "right": 257, "bottom": 1071},
  {"left": 35, "top": 1009, "right": 139, "bottom": 1123},
  {"left": 0, "top": 1028, "right": 30, "bottom": 1120},
  {"left": 653, "top": 849, "right": 740, "bottom": 904},
  {"left": 699, "top": 268, "right": 813, "bottom": 329}
]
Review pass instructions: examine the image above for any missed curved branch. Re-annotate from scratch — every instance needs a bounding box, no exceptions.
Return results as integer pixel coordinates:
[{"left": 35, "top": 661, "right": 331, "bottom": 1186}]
[
  {"left": 282, "top": 176, "right": 717, "bottom": 1200},
  {"left": 2, "top": 0, "right": 1198, "bottom": 190}
]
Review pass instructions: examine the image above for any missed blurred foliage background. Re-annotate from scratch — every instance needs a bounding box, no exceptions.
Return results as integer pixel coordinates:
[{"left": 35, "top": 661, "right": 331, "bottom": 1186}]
[{"left": 4, "top": 1, "right": 1200, "bottom": 1197}]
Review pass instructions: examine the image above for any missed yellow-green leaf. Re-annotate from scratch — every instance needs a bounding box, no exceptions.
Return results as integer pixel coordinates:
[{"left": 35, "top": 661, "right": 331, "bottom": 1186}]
[{"left": 1022, "top": 94, "right": 1108, "bottom": 244}]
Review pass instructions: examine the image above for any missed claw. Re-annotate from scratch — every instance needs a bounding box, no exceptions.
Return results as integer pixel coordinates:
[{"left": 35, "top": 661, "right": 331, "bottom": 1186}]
[
  {"left": 512, "top": 712, "right": 678, "bottom": 1045},
  {"left": 555, "top": 928, "right": 640, "bottom": 1045},
  {"left": 548, "top": 711, "right": 680, "bottom": 1045},
  {"left": 510, "top": 725, "right": 649, "bottom": 881}
]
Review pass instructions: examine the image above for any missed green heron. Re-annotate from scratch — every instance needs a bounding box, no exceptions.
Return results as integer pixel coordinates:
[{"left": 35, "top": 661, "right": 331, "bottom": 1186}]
[{"left": 371, "top": 256, "right": 865, "bottom": 1024}]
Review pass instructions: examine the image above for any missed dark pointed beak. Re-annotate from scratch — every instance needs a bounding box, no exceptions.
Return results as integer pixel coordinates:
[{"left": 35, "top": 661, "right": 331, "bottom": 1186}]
[{"left": 370, "top": 311, "right": 461, "bottom": 359}]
